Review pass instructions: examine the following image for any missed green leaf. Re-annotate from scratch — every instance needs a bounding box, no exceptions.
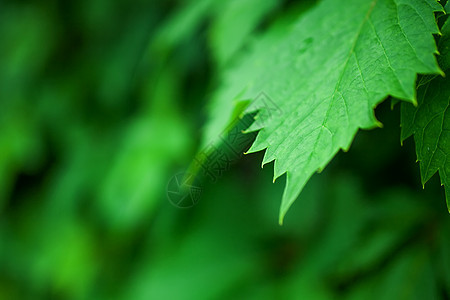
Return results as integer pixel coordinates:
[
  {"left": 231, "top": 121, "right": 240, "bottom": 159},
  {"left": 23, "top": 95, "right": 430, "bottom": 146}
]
[
  {"left": 438, "top": 16, "right": 450, "bottom": 71},
  {"left": 209, "top": 0, "right": 279, "bottom": 67},
  {"left": 152, "top": 0, "right": 215, "bottom": 51},
  {"left": 400, "top": 18, "right": 450, "bottom": 211},
  {"left": 204, "top": 0, "right": 442, "bottom": 223}
]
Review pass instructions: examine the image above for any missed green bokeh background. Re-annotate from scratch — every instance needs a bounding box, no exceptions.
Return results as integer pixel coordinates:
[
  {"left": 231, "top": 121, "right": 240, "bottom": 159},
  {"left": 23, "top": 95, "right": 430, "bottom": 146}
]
[{"left": 0, "top": 0, "right": 449, "bottom": 299}]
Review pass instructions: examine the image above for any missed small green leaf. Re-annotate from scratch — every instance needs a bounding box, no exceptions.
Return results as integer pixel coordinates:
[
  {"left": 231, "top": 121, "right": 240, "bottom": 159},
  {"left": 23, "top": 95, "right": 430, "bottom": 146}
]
[{"left": 401, "top": 19, "right": 450, "bottom": 211}]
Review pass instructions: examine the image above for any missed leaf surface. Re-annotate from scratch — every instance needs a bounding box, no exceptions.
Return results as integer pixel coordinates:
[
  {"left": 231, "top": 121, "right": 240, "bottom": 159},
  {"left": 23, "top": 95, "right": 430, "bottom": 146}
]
[{"left": 204, "top": 0, "right": 442, "bottom": 223}]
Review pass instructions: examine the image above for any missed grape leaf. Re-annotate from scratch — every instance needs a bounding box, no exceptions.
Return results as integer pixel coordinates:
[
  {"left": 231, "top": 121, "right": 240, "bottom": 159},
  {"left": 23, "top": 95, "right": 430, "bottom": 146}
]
[
  {"left": 204, "top": 0, "right": 443, "bottom": 223},
  {"left": 401, "top": 18, "right": 450, "bottom": 211}
]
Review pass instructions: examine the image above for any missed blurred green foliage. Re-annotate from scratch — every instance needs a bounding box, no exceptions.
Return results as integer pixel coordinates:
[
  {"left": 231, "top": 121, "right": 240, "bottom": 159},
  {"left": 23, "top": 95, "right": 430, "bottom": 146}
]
[{"left": 0, "top": 0, "right": 449, "bottom": 299}]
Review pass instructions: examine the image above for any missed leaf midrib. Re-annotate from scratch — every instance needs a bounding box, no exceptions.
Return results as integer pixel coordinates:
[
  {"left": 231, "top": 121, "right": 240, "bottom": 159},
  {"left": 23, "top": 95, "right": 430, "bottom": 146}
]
[{"left": 303, "top": 0, "right": 378, "bottom": 171}]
